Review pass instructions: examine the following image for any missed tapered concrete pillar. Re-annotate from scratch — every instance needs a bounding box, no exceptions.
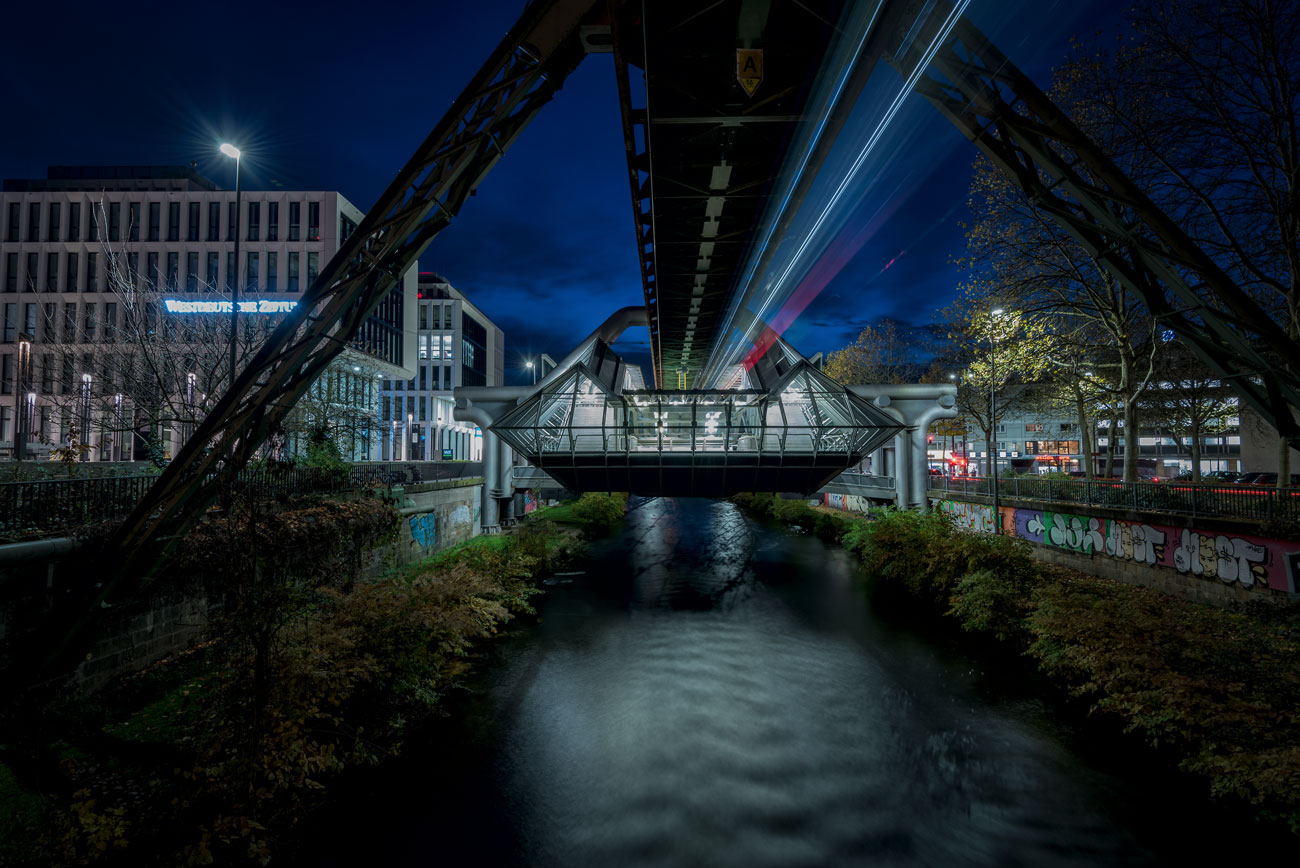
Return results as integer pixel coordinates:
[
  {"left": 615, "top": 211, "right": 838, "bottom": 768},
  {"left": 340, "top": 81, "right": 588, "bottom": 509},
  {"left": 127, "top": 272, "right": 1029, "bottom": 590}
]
[
  {"left": 911, "top": 427, "right": 932, "bottom": 510},
  {"left": 870, "top": 446, "right": 883, "bottom": 476},
  {"left": 893, "top": 432, "right": 911, "bottom": 510}
]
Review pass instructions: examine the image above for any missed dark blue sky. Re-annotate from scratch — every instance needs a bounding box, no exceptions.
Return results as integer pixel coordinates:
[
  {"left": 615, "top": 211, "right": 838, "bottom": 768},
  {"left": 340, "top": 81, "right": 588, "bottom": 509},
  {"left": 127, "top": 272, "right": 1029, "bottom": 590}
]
[{"left": 3, "top": 0, "right": 1128, "bottom": 385}]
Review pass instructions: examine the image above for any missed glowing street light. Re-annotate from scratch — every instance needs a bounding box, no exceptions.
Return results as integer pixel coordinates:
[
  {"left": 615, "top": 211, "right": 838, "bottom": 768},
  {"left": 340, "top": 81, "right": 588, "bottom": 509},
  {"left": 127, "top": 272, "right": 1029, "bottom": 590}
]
[{"left": 220, "top": 142, "right": 243, "bottom": 389}]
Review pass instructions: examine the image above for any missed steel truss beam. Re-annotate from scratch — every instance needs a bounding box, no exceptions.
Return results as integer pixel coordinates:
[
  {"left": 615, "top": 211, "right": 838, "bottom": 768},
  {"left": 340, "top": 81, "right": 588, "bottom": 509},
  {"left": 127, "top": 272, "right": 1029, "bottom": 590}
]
[
  {"left": 109, "top": 0, "right": 602, "bottom": 576},
  {"left": 894, "top": 7, "right": 1300, "bottom": 451}
]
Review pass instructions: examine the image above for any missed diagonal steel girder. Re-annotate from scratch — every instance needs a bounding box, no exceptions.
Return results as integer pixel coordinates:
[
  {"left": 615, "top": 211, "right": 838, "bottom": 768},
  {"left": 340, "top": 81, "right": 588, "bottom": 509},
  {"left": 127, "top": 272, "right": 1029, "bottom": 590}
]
[
  {"left": 893, "top": 6, "right": 1300, "bottom": 451},
  {"left": 109, "top": 0, "right": 602, "bottom": 574}
]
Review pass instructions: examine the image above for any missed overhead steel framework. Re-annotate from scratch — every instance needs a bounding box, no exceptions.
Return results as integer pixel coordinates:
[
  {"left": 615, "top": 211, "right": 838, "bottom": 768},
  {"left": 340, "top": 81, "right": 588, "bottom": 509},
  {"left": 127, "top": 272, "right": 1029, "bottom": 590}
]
[{"left": 107, "top": 0, "right": 1300, "bottom": 576}]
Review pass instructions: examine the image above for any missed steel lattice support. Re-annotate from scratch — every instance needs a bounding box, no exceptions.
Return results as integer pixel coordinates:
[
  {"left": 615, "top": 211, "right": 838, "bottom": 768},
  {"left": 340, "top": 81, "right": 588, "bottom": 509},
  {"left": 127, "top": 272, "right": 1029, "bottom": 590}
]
[
  {"left": 109, "top": 0, "right": 602, "bottom": 576},
  {"left": 892, "top": 6, "right": 1300, "bottom": 450}
]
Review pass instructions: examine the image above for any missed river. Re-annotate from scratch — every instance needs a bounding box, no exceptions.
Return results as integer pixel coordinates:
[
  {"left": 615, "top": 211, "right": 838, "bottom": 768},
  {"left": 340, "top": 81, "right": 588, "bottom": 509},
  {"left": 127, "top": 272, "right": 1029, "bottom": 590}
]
[{"left": 301, "top": 497, "right": 1293, "bottom": 866}]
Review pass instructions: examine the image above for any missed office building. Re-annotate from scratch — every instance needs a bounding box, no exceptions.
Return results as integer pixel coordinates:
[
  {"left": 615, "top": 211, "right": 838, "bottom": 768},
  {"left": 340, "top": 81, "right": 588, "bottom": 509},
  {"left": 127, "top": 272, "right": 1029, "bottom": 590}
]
[{"left": 0, "top": 165, "right": 417, "bottom": 461}]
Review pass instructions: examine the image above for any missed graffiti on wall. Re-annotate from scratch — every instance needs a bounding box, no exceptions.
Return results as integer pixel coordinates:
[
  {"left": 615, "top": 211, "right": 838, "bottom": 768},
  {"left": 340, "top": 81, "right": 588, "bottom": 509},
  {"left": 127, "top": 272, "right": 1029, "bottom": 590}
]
[
  {"left": 523, "top": 489, "right": 540, "bottom": 515},
  {"left": 409, "top": 513, "right": 437, "bottom": 549},
  {"left": 450, "top": 504, "right": 471, "bottom": 527},
  {"left": 937, "top": 499, "right": 995, "bottom": 533},
  {"left": 824, "top": 492, "right": 875, "bottom": 514},
  {"left": 958, "top": 501, "right": 1300, "bottom": 593}
]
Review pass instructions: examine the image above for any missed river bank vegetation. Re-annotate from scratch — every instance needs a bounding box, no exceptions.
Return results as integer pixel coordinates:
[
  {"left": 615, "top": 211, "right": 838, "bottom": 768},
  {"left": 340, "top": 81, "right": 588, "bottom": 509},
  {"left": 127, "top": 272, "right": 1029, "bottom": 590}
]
[
  {"left": 0, "top": 492, "right": 625, "bottom": 866},
  {"left": 733, "top": 494, "right": 1300, "bottom": 834}
]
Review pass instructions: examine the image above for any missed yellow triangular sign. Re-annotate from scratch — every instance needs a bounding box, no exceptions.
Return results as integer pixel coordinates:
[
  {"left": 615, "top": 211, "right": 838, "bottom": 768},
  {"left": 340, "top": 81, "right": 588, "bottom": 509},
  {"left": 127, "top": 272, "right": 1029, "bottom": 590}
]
[{"left": 736, "top": 49, "right": 763, "bottom": 97}]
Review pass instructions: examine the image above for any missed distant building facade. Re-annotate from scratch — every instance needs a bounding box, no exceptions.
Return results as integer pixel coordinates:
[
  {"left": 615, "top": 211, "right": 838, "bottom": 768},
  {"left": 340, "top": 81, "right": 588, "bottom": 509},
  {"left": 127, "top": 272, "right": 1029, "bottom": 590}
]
[
  {"left": 0, "top": 165, "right": 417, "bottom": 462},
  {"left": 377, "top": 273, "right": 504, "bottom": 460}
]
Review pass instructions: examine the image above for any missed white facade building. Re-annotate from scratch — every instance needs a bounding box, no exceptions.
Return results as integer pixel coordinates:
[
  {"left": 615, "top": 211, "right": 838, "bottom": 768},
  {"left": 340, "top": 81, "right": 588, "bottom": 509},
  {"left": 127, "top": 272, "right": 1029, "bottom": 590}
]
[
  {"left": 0, "top": 165, "right": 417, "bottom": 462},
  {"left": 378, "top": 273, "right": 504, "bottom": 461}
]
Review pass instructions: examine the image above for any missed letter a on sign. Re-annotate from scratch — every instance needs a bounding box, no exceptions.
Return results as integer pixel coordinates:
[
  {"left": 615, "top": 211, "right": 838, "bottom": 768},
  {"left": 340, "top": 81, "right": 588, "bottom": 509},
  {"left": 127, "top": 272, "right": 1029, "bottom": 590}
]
[{"left": 736, "top": 49, "right": 763, "bottom": 97}]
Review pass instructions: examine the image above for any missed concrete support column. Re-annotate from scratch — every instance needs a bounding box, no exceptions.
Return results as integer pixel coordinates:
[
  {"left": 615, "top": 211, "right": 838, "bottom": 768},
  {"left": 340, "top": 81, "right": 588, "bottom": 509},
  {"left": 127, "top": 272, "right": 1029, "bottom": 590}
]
[
  {"left": 870, "top": 446, "right": 883, "bottom": 477},
  {"left": 480, "top": 429, "right": 501, "bottom": 532},
  {"left": 910, "top": 427, "right": 932, "bottom": 510},
  {"left": 893, "top": 432, "right": 911, "bottom": 509}
]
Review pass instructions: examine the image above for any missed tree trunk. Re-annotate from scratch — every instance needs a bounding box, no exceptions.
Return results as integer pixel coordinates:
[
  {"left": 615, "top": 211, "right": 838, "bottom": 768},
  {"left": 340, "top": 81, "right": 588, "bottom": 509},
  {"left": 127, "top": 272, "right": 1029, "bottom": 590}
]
[
  {"left": 1075, "top": 394, "right": 1093, "bottom": 479},
  {"left": 1122, "top": 398, "right": 1140, "bottom": 483},
  {"left": 1104, "top": 412, "right": 1119, "bottom": 478},
  {"left": 1188, "top": 417, "right": 1201, "bottom": 482}
]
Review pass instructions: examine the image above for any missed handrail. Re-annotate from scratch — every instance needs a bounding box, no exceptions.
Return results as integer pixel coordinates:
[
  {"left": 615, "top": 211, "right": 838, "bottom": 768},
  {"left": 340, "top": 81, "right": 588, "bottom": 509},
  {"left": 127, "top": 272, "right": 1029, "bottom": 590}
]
[{"left": 931, "top": 475, "right": 1299, "bottom": 522}]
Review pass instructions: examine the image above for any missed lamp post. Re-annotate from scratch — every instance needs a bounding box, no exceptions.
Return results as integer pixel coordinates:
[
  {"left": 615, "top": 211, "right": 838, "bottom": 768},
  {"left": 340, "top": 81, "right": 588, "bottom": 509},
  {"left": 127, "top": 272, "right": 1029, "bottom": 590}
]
[
  {"left": 219, "top": 143, "right": 242, "bottom": 390},
  {"left": 13, "top": 333, "right": 32, "bottom": 460},
  {"left": 989, "top": 308, "right": 1004, "bottom": 532}
]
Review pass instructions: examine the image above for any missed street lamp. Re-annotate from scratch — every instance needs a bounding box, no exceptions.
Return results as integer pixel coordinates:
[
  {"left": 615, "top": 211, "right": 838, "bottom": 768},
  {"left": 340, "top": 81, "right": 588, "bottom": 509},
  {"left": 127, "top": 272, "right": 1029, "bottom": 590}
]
[
  {"left": 219, "top": 143, "right": 242, "bottom": 389},
  {"left": 989, "top": 308, "right": 1004, "bottom": 532}
]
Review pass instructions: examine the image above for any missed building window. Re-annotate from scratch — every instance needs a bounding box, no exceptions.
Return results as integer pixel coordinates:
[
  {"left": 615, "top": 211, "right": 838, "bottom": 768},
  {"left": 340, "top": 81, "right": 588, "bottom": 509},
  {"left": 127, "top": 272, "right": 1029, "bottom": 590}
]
[
  {"left": 63, "top": 303, "right": 77, "bottom": 343},
  {"left": 4, "top": 253, "right": 16, "bottom": 294},
  {"left": 267, "top": 251, "right": 278, "bottom": 291},
  {"left": 168, "top": 202, "right": 180, "bottom": 241},
  {"left": 108, "top": 202, "right": 121, "bottom": 241},
  {"left": 42, "top": 303, "right": 55, "bottom": 341},
  {"left": 207, "top": 202, "right": 220, "bottom": 241},
  {"left": 25, "top": 253, "right": 38, "bottom": 293},
  {"left": 288, "top": 202, "right": 300, "bottom": 240},
  {"left": 68, "top": 202, "right": 81, "bottom": 242},
  {"left": 5, "top": 203, "right": 17, "bottom": 242},
  {"left": 86, "top": 253, "right": 97, "bottom": 293},
  {"left": 88, "top": 204, "right": 99, "bottom": 241},
  {"left": 225, "top": 252, "right": 234, "bottom": 290},
  {"left": 147, "top": 252, "right": 159, "bottom": 289},
  {"left": 307, "top": 251, "right": 318, "bottom": 287},
  {"left": 66, "top": 252, "right": 78, "bottom": 292},
  {"left": 27, "top": 203, "right": 40, "bottom": 242},
  {"left": 46, "top": 253, "right": 59, "bottom": 294},
  {"left": 148, "top": 202, "right": 160, "bottom": 241},
  {"left": 247, "top": 201, "right": 260, "bottom": 241},
  {"left": 206, "top": 251, "right": 219, "bottom": 289},
  {"left": 126, "top": 253, "right": 138, "bottom": 288},
  {"left": 246, "top": 252, "right": 258, "bottom": 290},
  {"left": 128, "top": 202, "right": 140, "bottom": 241},
  {"left": 104, "top": 302, "right": 117, "bottom": 343},
  {"left": 1, "top": 303, "right": 13, "bottom": 344},
  {"left": 307, "top": 202, "right": 320, "bottom": 241},
  {"left": 267, "top": 201, "right": 279, "bottom": 241},
  {"left": 47, "top": 202, "right": 61, "bottom": 242},
  {"left": 188, "top": 202, "right": 201, "bottom": 241},
  {"left": 287, "top": 252, "right": 299, "bottom": 291},
  {"left": 187, "top": 252, "right": 198, "bottom": 292},
  {"left": 84, "top": 302, "right": 96, "bottom": 341},
  {"left": 167, "top": 252, "right": 179, "bottom": 289}
]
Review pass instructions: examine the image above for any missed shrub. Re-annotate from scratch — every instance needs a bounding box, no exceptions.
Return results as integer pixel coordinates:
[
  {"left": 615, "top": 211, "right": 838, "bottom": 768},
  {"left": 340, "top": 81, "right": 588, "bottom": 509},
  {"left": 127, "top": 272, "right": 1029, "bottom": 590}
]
[{"left": 572, "top": 492, "right": 628, "bottom": 535}]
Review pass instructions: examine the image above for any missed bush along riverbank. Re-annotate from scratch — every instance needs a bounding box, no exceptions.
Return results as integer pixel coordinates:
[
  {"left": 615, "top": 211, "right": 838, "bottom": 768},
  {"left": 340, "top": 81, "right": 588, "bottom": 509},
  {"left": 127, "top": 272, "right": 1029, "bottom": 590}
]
[
  {"left": 0, "top": 492, "right": 624, "bottom": 866},
  {"left": 733, "top": 495, "right": 1300, "bottom": 834}
]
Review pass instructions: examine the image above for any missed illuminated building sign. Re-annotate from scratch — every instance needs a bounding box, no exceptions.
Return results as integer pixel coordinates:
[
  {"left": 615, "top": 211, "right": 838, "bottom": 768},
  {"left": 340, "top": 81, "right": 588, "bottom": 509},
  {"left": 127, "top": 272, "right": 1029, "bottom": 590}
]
[{"left": 163, "top": 299, "right": 299, "bottom": 314}]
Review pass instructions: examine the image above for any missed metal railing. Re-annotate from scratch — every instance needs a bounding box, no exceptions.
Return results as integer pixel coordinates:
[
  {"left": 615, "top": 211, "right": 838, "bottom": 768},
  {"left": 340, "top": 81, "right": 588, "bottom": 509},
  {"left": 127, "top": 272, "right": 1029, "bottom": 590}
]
[
  {"left": 0, "top": 461, "right": 485, "bottom": 543},
  {"left": 932, "top": 475, "right": 1300, "bottom": 522}
]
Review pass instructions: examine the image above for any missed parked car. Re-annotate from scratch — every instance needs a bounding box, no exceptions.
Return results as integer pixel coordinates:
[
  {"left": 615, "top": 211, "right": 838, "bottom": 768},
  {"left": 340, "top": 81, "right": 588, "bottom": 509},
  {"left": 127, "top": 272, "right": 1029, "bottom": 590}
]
[
  {"left": 1246, "top": 473, "right": 1300, "bottom": 486},
  {"left": 1234, "top": 471, "right": 1267, "bottom": 484}
]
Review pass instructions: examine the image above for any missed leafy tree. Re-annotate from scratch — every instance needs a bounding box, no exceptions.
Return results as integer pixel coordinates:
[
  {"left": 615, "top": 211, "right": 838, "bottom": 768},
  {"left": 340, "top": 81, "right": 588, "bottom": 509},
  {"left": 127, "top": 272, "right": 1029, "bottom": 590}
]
[
  {"left": 823, "top": 318, "right": 920, "bottom": 385},
  {"left": 1143, "top": 341, "right": 1240, "bottom": 481}
]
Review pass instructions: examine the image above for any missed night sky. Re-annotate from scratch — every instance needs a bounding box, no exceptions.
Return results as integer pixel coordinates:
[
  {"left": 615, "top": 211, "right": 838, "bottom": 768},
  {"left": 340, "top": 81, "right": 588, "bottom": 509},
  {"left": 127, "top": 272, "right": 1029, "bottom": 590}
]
[{"left": 3, "top": 0, "right": 1128, "bottom": 385}]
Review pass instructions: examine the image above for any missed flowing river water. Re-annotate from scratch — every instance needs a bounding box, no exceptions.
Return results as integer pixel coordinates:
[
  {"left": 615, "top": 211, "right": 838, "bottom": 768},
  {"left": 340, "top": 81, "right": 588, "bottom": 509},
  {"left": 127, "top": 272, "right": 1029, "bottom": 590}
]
[{"left": 302, "top": 497, "right": 1293, "bottom": 867}]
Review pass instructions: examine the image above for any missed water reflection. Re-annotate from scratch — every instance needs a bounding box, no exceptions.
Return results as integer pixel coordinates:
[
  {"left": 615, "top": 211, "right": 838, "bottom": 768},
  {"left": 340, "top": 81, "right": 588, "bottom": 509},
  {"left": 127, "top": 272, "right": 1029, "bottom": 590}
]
[{"left": 305, "top": 497, "right": 1278, "bottom": 867}]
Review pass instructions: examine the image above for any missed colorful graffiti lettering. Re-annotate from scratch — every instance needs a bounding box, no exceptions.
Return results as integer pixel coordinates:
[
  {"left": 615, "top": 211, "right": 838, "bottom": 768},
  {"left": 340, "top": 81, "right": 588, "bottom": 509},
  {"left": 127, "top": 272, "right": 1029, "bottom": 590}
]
[
  {"left": 937, "top": 499, "right": 995, "bottom": 533},
  {"left": 943, "top": 498, "right": 1300, "bottom": 593},
  {"left": 823, "top": 492, "right": 875, "bottom": 514},
  {"left": 523, "top": 489, "right": 540, "bottom": 515},
  {"left": 1172, "top": 529, "right": 1267, "bottom": 587},
  {"left": 409, "top": 513, "right": 437, "bottom": 549}
]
